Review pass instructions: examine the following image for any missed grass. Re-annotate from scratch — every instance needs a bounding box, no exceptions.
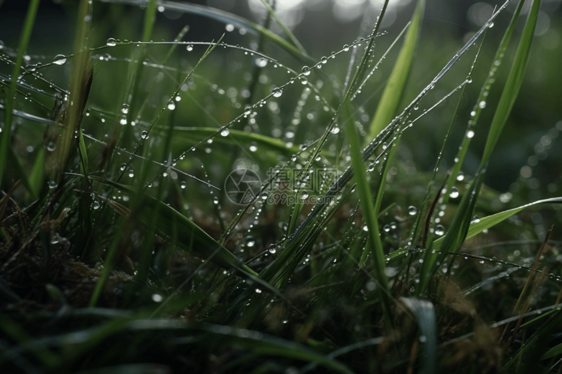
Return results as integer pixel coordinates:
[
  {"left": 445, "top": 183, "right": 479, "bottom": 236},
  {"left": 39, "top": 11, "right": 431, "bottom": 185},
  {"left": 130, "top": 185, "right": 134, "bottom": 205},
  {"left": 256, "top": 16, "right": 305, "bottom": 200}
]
[{"left": 1, "top": 0, "right": 562, "bottom": 372}]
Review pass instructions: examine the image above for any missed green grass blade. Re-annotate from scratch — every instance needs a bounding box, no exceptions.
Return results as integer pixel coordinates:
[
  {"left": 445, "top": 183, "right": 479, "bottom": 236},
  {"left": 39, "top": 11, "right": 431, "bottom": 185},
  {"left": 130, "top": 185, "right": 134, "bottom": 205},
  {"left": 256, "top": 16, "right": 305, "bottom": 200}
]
[
  {"left": 78, "top": 128, "right": 89, "bottom": 175},
  {"left": 345, "top": 102, "right": 393, "bottom": 330},
  {"left": 28, "top": 147, "right": 44, "bottom": 198},
  {"left": 400, "top": 298, "right": 437, "bottom": 374},
  {"left": 367, "top": 0, "right": 424, "bottom": 141},
  {"left": 480, "top": 0, "right": 541, "bottom": 164},
  {"left": 542, "top": 342, "right": 562, "bottom": 360},
  {"left": 0, "top": 0, "right": 40, "bottom": 186},
  {"left": 433, "top": 197, "right": 562, "bottom": 247},
  {"left": 52, "top": 0, "right": 92, "bottom": 182},
  {"left": 169, "top": 126, "right": 302, "bottom": 156},
  {"left": 142, "top": 0, "right": 158, "bottom": 42}
]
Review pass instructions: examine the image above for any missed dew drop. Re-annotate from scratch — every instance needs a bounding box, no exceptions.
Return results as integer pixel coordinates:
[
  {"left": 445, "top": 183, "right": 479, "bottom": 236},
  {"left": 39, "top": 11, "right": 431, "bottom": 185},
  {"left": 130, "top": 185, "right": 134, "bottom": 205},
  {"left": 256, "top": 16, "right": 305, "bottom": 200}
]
[
  {"left": 408, "top": 206, "right": 417, "bottom": 216},
  {"left": 467, "top": 130, "right": 475, "bottom": 139},
  {"left": 246, "top": 236, "right": 256, "bottom": 248},
  {"left": 225, "top": 24, "right": 235, "bottom": 32},
  {"left": 186, "top": 44, "right": 193, "bottom": 51},
  {"left": 272, "top": 87, "right": 283, "bottom": 98},
  {"left": 106, "top": 38, "right": 117, "bottom": 47},
  {"left": 220, "top": 128, "right": 230, "bottom": 137},
  {"left": 435, "top": 225, "right": 445, "bottom": 236},
  {"left": 449, "top": 187, "right": 459, "bottom": 199},
  {"left": 167, "top": 102, "right": 176, "bottom": 110},
  {"left": 53, "top": 54, "right": 66, "bottom": 65}
]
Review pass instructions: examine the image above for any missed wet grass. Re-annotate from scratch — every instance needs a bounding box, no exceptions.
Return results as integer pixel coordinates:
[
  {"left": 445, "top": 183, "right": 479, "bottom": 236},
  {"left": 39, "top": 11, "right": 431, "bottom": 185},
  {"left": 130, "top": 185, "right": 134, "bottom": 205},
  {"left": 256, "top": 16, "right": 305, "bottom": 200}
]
[{"left": 1, "top": 0, "right": 562, "bottom": 373}]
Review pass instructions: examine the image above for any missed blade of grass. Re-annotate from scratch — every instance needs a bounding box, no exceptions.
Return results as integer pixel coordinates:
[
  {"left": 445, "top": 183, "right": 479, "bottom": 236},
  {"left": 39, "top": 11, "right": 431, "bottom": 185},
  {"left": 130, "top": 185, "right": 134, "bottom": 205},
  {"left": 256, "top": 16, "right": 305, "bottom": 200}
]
[
  {"left": 400, "top": 298, "right": 437, "bottom": 374},
  {"left": 0, "top": 0, "right": 40, "bottom": 186},
  {"left": 367, "top": 0, "right": 424, "bottom": 142},
  {"left": 51, "top": 0, "right": 92, "bottom": 182},
  {"left": 345, "top": 102, "right": 393, "bottom": 330},
  {"left": 433, "top": 197, "right": 562, "bottom": 247},
  {"left": 480, "top": 0, "right": 540, "bottom": 164},
  {"left": 168, "top": 126, "right": 303, "bottom": 156}
]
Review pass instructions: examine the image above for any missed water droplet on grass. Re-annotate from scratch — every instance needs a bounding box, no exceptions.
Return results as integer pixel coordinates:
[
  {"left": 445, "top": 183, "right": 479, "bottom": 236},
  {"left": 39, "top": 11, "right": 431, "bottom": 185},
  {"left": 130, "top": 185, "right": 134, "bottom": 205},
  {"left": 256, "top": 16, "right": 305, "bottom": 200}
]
[
  {"left": 186, "top": 44, "right": 193, "bottom": 51},
  {"left": 408, "top": 206, "right": 417, "bottom": 216},
  {"left": 106, "top": 38, "right": 117, "bottom": 47},
  {"left": 449, "top": 187, "right": 459, "bottom": 198},
  {"left": 53, "top": 54, "right": 66, "bottom": 65},
  {"left": 435, "top": 225, "right": 445, "bottom": 236},
  {"left": 467, "top": 130, "right": 475, "bottom": 138},
  {"left": 167, "top": 102, "right": 176, "bottom": 110},
  {"left": 254, "top": 57, "right": 267, "bottom": 67},
  {"left": 272, "top": 87, "right": 283, "bottom": 97},
  {"left": 225, "top": 24, "right": 235, "bottom": 32},
  {"left": 246, "top": 236, "right": 256, "bottom": 248}
]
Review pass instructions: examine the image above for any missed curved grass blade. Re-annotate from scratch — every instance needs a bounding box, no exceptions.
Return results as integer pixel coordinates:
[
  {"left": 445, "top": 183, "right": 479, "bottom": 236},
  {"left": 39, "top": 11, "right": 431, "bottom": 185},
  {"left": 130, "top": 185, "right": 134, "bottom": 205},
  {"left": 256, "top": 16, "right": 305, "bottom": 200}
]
[
  {"left": 433, "top": 197, "right": 562, "bottom": 247},
  {"left": 103, "top": 0, "right": 313, "bottom": 63},
  {"left": 96, "top": 179, "right": 258, "bottom": 276},
  {"left": 52, "top": 0, "right": 92, "bottom": 183},
  {"left": 345, "top": 102, "right": 393, "bottom": 330},
  {"left": 400, "top": 297, "right": 437, "bottom": 374},
  {"left": 0, "top": 0, "right": 40, "bottom": 186},
  {"left": 169, "top": 126, "right": 301, "bottom": 156},
  {"left": 367, "top": 0, "right": 424, "bottom": 142},
  {"left": 480, "top": 0, "right": 541, "bottom": 164}
]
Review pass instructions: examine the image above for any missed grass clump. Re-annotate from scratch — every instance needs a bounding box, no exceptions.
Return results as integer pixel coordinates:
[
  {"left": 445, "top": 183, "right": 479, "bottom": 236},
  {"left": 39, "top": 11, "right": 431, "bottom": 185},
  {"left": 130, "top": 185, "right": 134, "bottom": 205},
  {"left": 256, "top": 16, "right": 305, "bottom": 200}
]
[{"left": 1, "top": 0, "right": 562, "bottom": 373}]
